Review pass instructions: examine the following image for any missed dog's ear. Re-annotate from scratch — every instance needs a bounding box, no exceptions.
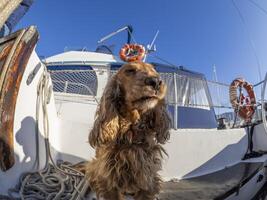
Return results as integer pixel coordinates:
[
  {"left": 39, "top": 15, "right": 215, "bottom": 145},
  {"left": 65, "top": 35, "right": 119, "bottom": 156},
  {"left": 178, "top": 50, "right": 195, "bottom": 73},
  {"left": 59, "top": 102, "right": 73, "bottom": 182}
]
[
  {"left": 89, "top": 76, "right": 122, "bottom": 148},
  {"left": 152, "top": 101, "right": 171, "bottom": 144}
]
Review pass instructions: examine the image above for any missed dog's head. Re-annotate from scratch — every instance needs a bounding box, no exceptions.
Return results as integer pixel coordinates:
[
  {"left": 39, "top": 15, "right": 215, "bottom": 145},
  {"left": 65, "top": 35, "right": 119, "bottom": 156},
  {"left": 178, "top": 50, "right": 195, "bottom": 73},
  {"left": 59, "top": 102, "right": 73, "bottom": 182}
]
[
  {"left": 116, "top": 62, "right": 167, "bottom": 111},
  {"left": 89, "top": 62, "right": 170, "bottom": 147}
]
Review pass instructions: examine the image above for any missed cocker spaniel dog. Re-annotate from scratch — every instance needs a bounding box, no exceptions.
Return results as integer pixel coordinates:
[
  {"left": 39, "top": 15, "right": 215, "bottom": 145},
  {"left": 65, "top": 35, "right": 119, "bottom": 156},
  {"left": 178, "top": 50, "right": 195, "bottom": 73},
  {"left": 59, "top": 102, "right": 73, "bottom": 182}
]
[{"left": 86, "top": 62, "right": 171, "bottom": 200}]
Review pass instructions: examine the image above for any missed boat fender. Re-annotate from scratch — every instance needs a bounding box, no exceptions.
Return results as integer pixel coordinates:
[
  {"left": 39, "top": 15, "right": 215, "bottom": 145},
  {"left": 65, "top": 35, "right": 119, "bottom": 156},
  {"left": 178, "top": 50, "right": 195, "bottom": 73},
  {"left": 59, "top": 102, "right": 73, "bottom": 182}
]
[
  {"left": 119, "top": 44, "right": 145, "bottom": 62},
  {"left": 229, "top": 78, "right": 256, "bottom": 122}
]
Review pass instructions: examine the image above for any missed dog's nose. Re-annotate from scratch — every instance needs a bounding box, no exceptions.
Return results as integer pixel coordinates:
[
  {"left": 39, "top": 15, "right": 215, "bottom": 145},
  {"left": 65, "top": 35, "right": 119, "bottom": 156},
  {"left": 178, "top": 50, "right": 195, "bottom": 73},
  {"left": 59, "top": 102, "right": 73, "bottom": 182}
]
[{"left": 145, "top": 77, "right": 160, "bottom": 89}]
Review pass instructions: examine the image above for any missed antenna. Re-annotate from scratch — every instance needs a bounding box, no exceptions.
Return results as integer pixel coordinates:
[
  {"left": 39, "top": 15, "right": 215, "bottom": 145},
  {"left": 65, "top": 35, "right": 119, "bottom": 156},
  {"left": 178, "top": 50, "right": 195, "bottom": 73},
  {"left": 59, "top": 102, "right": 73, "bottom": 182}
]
[
  {"left": 212, "top": 64, "right": 218, "bottom": 82},
  {"left": 143, "top": 30, "right": 159, "bottom": 62},
  {"left": 231, "top": 0, "right": 263, "bottom": 83},
  {"left": 212, "top": 64, "right": 221, "bottom": 115}
]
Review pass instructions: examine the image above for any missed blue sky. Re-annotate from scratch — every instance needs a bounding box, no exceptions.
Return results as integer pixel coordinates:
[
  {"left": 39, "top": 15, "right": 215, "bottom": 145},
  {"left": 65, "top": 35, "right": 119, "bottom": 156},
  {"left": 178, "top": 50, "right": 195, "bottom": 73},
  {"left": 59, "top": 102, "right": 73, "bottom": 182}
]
[{"left": 16, "top": 0, "right": 267, "bottom": 84}]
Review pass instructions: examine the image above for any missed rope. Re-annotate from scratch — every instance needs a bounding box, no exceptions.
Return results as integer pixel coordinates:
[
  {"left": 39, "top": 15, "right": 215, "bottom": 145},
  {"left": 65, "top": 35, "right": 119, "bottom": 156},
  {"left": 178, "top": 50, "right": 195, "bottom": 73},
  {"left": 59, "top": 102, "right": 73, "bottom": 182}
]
[
  {"left": 248, "top": 0, "right": 267, "bottom": 16},
  {"left": 148, "top": 53, "right": 179, "bottom": 68},
  {"left": 5, "top": 69, "right": 89, "bottom": 200},
  {"left": 231, "top": 0, "right": 263, "bottom": 83},
  {"left": 19, "top": 161, "right": 85, "bottom": 200}
]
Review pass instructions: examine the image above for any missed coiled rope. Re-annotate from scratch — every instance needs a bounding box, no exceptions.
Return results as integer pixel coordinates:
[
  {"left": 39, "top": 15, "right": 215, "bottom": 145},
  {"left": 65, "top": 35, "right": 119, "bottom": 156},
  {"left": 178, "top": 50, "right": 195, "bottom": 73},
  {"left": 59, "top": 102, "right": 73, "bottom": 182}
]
[{"left": 3, "top": 68, "right": 89, "bottom": 200}]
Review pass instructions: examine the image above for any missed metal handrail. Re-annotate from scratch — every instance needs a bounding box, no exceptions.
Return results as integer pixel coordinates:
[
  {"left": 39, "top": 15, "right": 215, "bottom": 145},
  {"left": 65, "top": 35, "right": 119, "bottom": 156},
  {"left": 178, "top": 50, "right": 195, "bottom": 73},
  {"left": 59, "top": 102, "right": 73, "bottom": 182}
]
[
  {"left": 261, "top": 73, "right": 267, "bottom": 134},
  {"left": 52, "top": 80, "right": 95, "bottom": 96},
  {"left": 52, "top": 80, "right": 99, "bottom": 104}
]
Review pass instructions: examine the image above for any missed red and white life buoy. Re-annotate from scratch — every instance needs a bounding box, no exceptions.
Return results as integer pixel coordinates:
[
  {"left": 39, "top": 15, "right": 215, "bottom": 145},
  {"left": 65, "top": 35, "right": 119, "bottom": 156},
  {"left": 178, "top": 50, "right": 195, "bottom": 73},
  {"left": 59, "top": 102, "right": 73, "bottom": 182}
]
[
  {"left": 229, "top": 78, "right": 256, "bottom": 122},
  {"left": 119, "top": 44, "right": 145, "bottom": 62}
]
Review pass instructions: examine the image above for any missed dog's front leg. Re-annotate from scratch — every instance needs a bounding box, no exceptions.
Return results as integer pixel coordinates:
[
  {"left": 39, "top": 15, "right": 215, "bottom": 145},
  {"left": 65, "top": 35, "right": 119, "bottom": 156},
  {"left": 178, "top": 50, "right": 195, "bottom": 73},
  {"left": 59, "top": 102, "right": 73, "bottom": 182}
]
[
  {"left": 133, "top": 191, "right": 157, "bottom": 200},
  {"left": 101, "top": 190, "right": 125, "bottom": 200},
  {"left": 133, "top": 176, "right": 161, "bottom": 200}
]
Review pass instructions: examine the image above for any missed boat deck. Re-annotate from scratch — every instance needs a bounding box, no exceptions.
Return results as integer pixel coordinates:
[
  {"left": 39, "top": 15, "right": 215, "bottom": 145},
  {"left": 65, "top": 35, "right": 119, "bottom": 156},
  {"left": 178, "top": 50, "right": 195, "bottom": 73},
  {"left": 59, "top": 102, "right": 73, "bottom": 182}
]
[
  {"left": 159, "top": 162, "right": 263, "bottom": 200},
  {"left": 0, "top": 162, "right": 264, "bottom": 200}
]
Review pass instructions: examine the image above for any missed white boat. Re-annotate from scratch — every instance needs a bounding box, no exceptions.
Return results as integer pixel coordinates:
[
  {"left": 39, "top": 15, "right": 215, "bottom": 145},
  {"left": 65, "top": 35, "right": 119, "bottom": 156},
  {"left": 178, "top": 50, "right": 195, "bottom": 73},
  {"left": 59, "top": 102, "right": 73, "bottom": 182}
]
[{"left": 1, "top": 26, "right": 267, "bottom": 200}]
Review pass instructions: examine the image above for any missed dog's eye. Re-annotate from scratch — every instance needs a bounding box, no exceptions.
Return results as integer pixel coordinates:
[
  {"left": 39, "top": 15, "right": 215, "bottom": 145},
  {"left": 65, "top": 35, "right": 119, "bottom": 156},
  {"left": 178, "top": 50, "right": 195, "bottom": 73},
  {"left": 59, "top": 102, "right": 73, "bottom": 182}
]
[{"left": 125, "top": 68, "right": 137, "bottom": 75}]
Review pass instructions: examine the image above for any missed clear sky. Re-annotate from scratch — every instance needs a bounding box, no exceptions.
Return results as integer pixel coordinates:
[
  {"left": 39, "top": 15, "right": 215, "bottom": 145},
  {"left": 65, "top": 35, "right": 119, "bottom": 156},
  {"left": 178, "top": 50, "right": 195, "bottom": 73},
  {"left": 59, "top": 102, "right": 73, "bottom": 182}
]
[{"left": 15, "top": 0, "right": 267, "bottom": 84}]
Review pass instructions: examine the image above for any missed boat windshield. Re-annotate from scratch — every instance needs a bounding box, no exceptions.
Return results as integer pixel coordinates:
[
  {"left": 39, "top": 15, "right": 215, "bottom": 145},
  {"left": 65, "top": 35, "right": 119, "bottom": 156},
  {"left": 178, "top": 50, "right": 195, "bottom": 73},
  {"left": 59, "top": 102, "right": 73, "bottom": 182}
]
[
  {"left": 159, "top": 72, "right": 217, "bottom": 129},
  {"left": 112, "top": 63, "right": 217, "bottom": 129},
  {"left": 167, "top": 74, "right": 210, "bottom": 109},
  {"left": 47, "top": 63, "right": 218, "bottom": 129}
]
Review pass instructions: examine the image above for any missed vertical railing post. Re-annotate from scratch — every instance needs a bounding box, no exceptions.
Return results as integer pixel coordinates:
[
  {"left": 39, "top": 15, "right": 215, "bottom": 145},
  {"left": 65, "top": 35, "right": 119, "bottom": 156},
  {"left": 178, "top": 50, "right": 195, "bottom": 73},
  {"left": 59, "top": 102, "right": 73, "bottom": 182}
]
[
  {"left": 174, "top": 73, "right": 178, "bottom": 129},
  {"left": 64, "top": 81, "right": 68, "bottom": 93},
  {"left": 261, "top": 73, "right": 267, "bottom": 135}
]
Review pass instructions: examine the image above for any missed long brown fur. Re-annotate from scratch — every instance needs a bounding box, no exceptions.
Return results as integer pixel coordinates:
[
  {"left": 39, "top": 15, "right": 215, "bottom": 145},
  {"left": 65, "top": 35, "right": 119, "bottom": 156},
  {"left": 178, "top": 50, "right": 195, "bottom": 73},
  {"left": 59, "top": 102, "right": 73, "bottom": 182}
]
[{"left": 86, "top": 62, "right": 171, "bottom": 200}]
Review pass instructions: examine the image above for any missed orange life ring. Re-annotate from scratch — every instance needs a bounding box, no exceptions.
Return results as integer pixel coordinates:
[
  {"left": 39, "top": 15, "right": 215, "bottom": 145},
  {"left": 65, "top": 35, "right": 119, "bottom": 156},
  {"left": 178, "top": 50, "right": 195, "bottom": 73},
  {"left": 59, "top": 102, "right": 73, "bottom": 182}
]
[
  {"left": 229, "top": 78, "right": 256, "bottom": 122},
  {"left": 119, "top": 44, "right": 145, "bottom": 62}
]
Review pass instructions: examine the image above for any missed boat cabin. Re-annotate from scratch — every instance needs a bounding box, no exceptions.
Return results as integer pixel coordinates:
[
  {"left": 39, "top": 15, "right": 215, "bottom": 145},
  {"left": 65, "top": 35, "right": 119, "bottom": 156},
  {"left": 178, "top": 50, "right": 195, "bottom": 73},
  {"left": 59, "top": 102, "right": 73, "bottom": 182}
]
[{"left": 45, "top": 50, "right": 218, "bottom": 130}]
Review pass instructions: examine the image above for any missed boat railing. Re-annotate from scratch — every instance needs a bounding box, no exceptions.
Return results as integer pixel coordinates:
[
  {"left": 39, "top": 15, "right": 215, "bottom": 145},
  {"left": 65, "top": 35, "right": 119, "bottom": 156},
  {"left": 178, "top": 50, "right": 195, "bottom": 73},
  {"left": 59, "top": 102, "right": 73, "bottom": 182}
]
[
  {"left": 261, "top": 73, "right": 267, "bottom": 134},
  {"left": 208, "top": 78, "right": 267, "bottom": 127},
  {"left": 48, "top": 69, "right": 98, "bottom": 97},
  {"left": 48, "top": 69, "right": 226, "bottom": 128},
  {"left": 51, "top": 80, "right": 95, "bottom": 96},
  {"left": 251, "top": 78, "right": 267, "bottom": 126},
  {"left": 48, "top": 68, "right": 267, "bottom": 129},
  {"left": 48, "top": 69, "right": 227, "bottom": 107}
]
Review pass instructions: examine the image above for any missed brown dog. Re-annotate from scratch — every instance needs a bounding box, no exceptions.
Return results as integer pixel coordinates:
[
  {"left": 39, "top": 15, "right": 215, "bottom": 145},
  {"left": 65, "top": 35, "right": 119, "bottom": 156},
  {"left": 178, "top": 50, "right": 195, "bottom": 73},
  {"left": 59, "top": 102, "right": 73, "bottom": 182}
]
[{"left": 86, "top": 62, "right": 170, "bottom": 200}]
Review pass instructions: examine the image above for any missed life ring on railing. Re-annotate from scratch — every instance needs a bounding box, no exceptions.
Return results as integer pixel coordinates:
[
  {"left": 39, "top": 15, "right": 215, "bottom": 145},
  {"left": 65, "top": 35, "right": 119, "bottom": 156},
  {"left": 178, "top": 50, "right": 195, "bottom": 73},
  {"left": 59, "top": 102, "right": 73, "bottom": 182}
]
[
  {"left": 119, "top": 44, "right": 145, "bottom": 62},
  {"left": 229, "top": 78, "right": 256, "bottom": 122}
]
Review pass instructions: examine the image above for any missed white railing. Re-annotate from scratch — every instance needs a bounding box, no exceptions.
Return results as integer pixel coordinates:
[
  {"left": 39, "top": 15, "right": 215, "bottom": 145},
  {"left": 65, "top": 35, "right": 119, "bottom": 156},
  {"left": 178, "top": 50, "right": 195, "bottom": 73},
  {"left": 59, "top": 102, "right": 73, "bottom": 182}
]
[
  {"left": 48, "top": 69, "right": 225, "bottom": 128},
  {"left": 48, "top": 68, "right": 267, "bottom": 129},
  {"left": 52, "top": 80, "right": 95, "bottom": 96},
  {"left": 261, "top": 73, "right": 267, "bottom": 134}
]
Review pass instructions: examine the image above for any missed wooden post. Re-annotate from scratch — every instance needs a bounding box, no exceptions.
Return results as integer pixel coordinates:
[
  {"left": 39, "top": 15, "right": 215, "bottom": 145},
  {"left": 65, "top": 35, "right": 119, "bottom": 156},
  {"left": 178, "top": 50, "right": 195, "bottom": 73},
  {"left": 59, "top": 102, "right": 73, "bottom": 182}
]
[{"left": 0, "top": 26, "right": 39, "bottom": 171}]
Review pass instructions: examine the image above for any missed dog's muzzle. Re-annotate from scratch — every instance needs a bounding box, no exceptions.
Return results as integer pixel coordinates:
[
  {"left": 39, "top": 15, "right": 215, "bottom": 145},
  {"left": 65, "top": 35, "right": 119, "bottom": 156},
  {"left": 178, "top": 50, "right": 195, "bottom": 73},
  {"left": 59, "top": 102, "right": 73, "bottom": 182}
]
[{"left": 144, "top": 77, "right": 162, "bottom": 90}]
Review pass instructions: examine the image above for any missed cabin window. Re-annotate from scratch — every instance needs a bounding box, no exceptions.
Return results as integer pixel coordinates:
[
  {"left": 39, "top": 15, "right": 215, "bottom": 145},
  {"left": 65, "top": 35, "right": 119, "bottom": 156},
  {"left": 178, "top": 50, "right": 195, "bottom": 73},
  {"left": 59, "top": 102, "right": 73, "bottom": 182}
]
[
  {"left": 160, "top": 73, "right": 210, "bottom": 109},
  {"left": 160, "top": 72, "right": 217, "bottom": 129},
  {"left": 177, "top": 76, "right": 210, "bottom": 109}
]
